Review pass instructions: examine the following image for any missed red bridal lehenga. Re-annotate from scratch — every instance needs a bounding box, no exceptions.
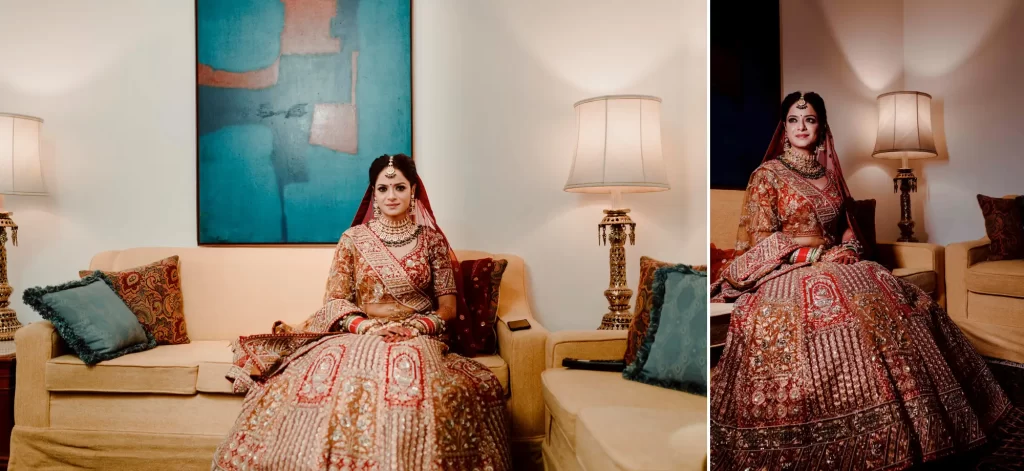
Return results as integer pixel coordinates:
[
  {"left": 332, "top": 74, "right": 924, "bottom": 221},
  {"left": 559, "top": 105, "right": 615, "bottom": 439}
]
[
  {"left": 211, "top": 179, "right": 511, "bottom": 471},
  {"left": 709, "top": 126, "right": 1014, "bottom": 470}
]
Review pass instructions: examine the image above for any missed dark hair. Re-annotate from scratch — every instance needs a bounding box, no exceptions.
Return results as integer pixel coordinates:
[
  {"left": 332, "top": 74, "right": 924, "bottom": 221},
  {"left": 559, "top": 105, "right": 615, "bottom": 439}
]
[
  {"left": 781, "top": 91, "right": 828, "bottom": 146},
  {"left": 368, "top": 154, "right": 418, "bottom": 186}
]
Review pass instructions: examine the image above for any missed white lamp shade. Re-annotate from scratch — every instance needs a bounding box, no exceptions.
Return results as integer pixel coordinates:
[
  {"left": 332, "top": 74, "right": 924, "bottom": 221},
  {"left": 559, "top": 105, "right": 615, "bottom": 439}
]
[
  {"left": 0, "top": 113, "right": 46, "bottom": 196},
  {"left": 872, "top": 91, "right": 937, "bottom": 161},
  {"left": 564, "top": 95, "right": 669, "bottom": 194}
]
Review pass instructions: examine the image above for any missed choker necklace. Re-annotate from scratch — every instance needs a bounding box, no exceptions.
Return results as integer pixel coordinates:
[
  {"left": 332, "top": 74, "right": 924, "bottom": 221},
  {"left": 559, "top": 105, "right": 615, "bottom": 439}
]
[
  {"left": 369, "top": 216, "right": 421, "bottom": 247},
  {"left": 779, "top": 149, "right": 826, "bottom": 179}
]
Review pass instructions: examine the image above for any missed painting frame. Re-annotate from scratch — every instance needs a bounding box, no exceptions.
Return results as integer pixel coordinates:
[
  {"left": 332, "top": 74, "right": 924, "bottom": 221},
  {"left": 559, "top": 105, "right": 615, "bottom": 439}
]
[{"left": 194, "top": 0, "right": 415, "bottom": 246}]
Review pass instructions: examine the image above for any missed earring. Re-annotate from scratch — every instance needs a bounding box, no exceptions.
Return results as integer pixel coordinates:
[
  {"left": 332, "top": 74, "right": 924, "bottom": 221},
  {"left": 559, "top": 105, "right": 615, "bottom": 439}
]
[
  {"left": 815, "top": 142, "right": 825, "bottom": 154},
  {"left": 373, "top": 201, "right": 381, "bottom": 219},
  {"left": 783, "top": 136, "right": 791, "bottom": 152},
  {"left": 410, "top": 197, "right": 416, "bottom": 213}
]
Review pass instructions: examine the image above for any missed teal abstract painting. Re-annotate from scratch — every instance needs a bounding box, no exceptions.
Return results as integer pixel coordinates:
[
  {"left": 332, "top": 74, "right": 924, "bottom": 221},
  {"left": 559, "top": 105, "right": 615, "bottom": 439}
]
[{"left": 197, "top": 0, "right": 412, "bottom": 244}]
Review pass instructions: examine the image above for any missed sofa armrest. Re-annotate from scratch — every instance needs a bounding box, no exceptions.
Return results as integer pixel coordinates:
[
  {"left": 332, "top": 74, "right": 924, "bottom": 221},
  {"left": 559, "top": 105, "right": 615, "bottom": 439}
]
[
  {"left": 14, "top": 321, "right": 66, "bottom": 427},
  {"left": 545, "top": 330, "right": 628, "bottom": 370},
  {"left": 876, "top": 241, "right": 946, "bottom": 307},
  {"left": 946, "top": 237, "right": 991, "bottom": 320},
  {"left": 496, "top": 316, "right": 548, "bottom": 442}
]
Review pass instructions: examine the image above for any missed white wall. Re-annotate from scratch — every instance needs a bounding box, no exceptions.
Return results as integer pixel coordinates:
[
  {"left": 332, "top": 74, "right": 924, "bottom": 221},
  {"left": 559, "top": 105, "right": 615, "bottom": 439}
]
[
  {"left": 0, "top": 0, "right": 707, "bottom": 332},
  {"left": 781, "top": 0, "right": 1024, "bottom": 245}
]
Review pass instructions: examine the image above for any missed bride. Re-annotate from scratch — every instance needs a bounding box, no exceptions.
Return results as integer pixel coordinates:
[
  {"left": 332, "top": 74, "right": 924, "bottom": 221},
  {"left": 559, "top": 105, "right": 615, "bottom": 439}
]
[
  {"left": 710, "top": 92, "right": 1011, "bottom": 470},
  {"left": 211, "top": 154, "right": 511, "bottom": 470}
]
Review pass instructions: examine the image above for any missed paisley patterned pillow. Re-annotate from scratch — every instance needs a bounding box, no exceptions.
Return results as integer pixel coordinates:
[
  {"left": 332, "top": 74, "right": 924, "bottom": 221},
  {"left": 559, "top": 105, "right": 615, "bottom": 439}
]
[
  {"left": 977, "top": 194, "right": 1024, "bottom": 261},
  {"left": 79, "top": 255, "right": 190, "bottom": 345},
  {"left": 625, "top": 257, "right": 707, "bottom": 365}
]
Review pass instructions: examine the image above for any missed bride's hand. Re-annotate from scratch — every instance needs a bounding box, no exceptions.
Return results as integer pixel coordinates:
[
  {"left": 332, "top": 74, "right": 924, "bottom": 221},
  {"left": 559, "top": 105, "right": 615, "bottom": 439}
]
[{"left": 375, "top": 326, "right": 415, "bottom": 343}]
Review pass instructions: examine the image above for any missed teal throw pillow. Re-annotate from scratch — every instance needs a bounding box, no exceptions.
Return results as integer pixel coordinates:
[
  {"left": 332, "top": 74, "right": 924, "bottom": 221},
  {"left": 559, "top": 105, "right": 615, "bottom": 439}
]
[
  {"left": 623, "top": 264, "right": 707, "bottom": 396},
  {"left": 23, "top": 272, "right": 156, "bottom": 365}
]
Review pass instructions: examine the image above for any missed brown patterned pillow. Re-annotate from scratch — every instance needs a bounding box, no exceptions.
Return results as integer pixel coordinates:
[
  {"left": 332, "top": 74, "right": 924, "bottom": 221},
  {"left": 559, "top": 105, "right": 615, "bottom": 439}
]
[
  {"left": 977, "top": 195, "right": 1024, "bottom": 261},
  {"left": 624, "top": 257, "right": 707, "bottom": 364},
  {"left": 452, "top": 258, "right": 508, "bottom": 356},
  {"left": 79, "top": 255, "right": 189, "bottom": 345}
]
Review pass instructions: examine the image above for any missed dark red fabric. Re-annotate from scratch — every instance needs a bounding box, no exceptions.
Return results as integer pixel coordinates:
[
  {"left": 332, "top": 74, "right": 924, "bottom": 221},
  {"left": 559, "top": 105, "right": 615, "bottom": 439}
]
[
  {"left": 451, "top": 258, "right": 507, "bottom": 356},
  {"left": 850, "top": 199, "right": 877, "bottom": 261}
]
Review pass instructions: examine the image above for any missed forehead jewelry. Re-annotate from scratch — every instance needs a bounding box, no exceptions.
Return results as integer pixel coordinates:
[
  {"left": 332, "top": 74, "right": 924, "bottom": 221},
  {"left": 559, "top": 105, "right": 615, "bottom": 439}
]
[
  {"left": 385, "top": 155, "right": 397, "bottom": 177},
  {"left": 796, "top": 93, "right": 808, "bottom": 109}
]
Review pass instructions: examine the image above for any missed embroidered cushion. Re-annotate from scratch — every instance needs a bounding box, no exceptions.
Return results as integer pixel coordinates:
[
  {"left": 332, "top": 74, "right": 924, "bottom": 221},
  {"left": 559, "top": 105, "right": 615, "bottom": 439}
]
[
  {"left": 977, "top": 195, "right": 1024, "bottom": 261},
  {"left": 24, "top": 272, "right": 157, "bottom": 365},
  {"left": 625, "top": 257, "right": 707, "bottom": 365},
  {"left": 453, "top": 258, "right": 508, "bottom": 356},
  {"left": 79, "top": 255, "right": 190, "bottom": 344},
  {"left": 623, "top": 265, "right": 707, "bottom": 395}
]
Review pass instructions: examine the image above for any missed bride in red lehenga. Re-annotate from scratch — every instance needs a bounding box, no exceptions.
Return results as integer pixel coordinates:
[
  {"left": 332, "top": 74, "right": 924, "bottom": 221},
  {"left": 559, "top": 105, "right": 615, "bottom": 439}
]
[
  {"left": 211, "top": 155, "right": 511, "bottom": 470},
  {"left": 710, "top": 92, "right": 1012, "bottom": 470}
]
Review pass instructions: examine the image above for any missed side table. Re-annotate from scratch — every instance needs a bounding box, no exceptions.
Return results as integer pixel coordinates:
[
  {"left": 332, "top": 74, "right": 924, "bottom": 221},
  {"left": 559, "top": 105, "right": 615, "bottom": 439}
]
[{"left": 710, "top": 303, "right": 732, "bottom": 369}]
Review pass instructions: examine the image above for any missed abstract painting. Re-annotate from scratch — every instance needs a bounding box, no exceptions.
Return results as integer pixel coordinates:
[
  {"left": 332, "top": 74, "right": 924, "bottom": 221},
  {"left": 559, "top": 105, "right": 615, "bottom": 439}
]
[{"left": 196, "top": 0, "right": 412, "bottom": 244}]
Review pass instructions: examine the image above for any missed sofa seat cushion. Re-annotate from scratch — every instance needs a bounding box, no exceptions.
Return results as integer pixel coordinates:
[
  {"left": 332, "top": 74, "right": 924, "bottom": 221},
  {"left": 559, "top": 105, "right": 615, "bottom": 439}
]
[
  {"left": 541, "top": 369, "right": 705, "bottom": 448},
  {"left": 891, "top": 267, "right": 938, "bottom": 297},
  {"left": 966, "top": 260, "right": 1024, "bottom": 298},
  {"left": 49, "top": 339, "right": 512, "bottom": 396},
  {"left": 47, "top": 341, "right": 232, "bottom": 395},
  {"left": 575, "top": 406, "right": 706, "bottom": 471}
]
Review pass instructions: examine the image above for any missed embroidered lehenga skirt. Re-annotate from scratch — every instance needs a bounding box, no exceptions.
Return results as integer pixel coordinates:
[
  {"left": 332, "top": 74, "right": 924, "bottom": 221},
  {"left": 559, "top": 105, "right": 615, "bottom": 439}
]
[
  {"left": 211, "top": 335, "right": 510, "bottom": 470},
  {"left": 710, "top": 261, "right": 1011, "bottom": 470}
]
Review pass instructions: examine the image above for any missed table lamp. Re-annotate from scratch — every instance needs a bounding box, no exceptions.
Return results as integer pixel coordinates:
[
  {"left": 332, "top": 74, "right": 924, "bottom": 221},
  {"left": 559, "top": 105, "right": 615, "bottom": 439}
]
[
  {"left": 564, "top": 95, "right": 669, "bottom": 330},
  {"left": 0, "top": 113, "right": 47, "bottom": 340},
  {"left": 871, "top": 91, "right": 937, "bottom": 242}
]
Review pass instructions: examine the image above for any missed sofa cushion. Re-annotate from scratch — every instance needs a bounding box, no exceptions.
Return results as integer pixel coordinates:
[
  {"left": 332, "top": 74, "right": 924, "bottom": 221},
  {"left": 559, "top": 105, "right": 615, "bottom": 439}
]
[
  {"left": 891, "top": 267, "right": 938, "bottom": 297},
  {"left": 46, "top": 341, "right": 231, "bottom": 394},
  {"left": 80, "top": 255, "right": 190, "bottom": 345},
  {"left": 575, "top": 406, "right": 706, "bottom": 471},
  {"left": 541, "top": 369, "right": 706, "bottom": 448},
  {"left": 966, "top": 260, "right": 1024, "bottom": 298},
  {"left": 50, "top": 340, "right": 512, "bottom": 397},
  {"left": 25, "top": 273, "right": 157, "bottom": 366}
]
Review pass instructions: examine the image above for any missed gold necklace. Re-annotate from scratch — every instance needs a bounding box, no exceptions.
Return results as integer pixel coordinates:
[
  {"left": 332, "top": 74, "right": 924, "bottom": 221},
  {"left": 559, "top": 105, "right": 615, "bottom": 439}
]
[
  {"left": 368, "top": 216, "right": 421, "bottom": 247},
  {"left": 779, "top": 149, "right": 826, "bottom": 179}
]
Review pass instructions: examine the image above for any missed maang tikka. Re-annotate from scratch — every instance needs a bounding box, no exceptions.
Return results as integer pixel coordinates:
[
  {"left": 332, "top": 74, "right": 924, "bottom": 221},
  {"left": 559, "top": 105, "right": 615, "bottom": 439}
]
[
  {"left": 796, "top": 93, "right": 808, "bottom": 109},
  {"left": 384, "top": 155, "right": 397, "bottom": 179}
]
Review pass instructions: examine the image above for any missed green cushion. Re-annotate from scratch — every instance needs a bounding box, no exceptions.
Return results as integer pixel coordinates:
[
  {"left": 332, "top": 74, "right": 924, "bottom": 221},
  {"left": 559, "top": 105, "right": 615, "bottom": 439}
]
[
  {"left": 623, "top": 264, "right": 707, "bottom": 395},
  {"left": 23, "top": 272, "right": 156, "bottom": 365}
]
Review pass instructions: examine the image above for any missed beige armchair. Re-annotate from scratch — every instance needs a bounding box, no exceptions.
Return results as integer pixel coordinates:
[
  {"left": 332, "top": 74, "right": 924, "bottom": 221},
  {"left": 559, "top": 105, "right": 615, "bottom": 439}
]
[
  {"left": 947, "top": 218, "right": 1024, "bottom": 363},
  {"left": 540, "top": 330, "right": 707, "bottom": 471}
]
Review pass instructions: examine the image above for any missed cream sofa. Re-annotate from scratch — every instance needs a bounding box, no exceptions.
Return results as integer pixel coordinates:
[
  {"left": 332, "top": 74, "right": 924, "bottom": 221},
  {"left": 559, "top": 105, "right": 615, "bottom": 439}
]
[
  {"left": 946, "top": 197, "right": 1024, "bottom": 363},
  {"left": 711, "top": 189, "right": 946, "bottom": 306},
  {"left": 540, "top": 325, "right": 707, "bottom": 467},
  {"left": 12, "top": 247, "right": 548, "bottom": 470}
]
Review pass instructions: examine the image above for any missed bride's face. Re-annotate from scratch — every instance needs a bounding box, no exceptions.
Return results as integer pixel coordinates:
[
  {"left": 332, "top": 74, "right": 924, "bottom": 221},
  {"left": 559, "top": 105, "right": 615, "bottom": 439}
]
[
  {"left": 374, "top": 170, "right": 415, "bottom": 219},
  {"left": 785, "top": 103, "right": 820, "bottom": 153}
]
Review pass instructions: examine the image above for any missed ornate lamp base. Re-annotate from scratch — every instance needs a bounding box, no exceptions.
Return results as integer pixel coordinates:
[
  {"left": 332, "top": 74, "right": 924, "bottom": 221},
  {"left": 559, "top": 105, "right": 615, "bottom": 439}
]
[
  {"left": 0, "top": 211, "right": 20, "bottom": 341},
  {"left": 894, "top": 167, "right": 918, "bottom": 242},
  {"left": 597, "top": 209, "right": 636, "bottom": 330}
]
